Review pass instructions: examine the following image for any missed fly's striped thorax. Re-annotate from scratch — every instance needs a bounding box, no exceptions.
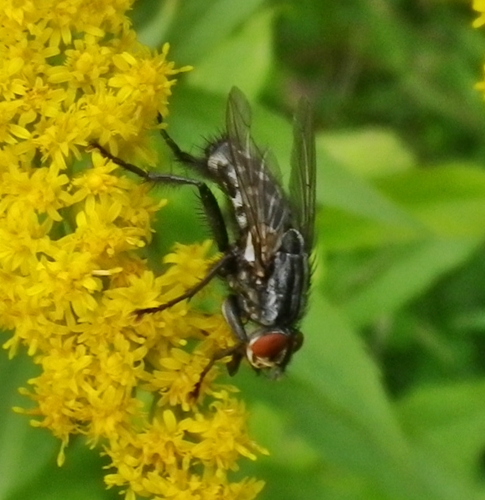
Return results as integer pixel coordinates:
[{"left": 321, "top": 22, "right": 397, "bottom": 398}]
[{"left": 233, "top": 228, "right": 310, "bottom": 327}]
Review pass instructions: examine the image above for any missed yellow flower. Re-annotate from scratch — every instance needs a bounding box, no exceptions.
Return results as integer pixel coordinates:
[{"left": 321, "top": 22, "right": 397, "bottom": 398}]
[
  {"left": 1, "top": 1, "right": 266, "bottom": 499},
  {"left": 473, "top": 0, "right": 485, "bottom": 28},
  {"left": 104, "top": 407, "right": 266, "bottom": 500}
]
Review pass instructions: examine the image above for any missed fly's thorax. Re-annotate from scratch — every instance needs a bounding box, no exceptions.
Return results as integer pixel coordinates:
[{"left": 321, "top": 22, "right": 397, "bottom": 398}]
[
  {"left": 231, "top": 228, "right": 310, "bottom": 327},
  {"left": 261, "top": 228, "right": 310, "bottom": 324},
  {"left": 246, "top": 326, "right": 304, "bottom": 374}
]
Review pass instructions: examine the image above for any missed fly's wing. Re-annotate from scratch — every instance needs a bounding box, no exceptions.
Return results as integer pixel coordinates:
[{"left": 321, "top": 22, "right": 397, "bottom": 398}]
[
  {"left": 289, "top": 98, "right": 316, "bottom": 252},
  {"left": 226, "top": 87, "right": 290, "bottom": 268}
]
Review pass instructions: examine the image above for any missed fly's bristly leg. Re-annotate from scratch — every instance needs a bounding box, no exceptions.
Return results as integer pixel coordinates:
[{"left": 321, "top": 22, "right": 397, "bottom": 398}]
[
  {"left": 222, "top": 296, "right": 248, "bottom": 344},
  {"left": 90, "top": 141, "right": 229, "bottom": 252},
  {"left": 190, "top": 342, "right": 245, "bottom": 399},
  {"left": 161, "top": 129, "right": 200, "bottom": 166},
  {"left": 135, "top": 251, "right": 235, "bottom": 317},
  {"left": 90, "top": 141, "right": 234, "bottom": 324},
  {"left": 157, "top": 113, "right": 202, "bottom": 168},
  {"left": 91, "top": 142, "right": 150, "bottom": 179},
  {"left": 157, "top": 121, "right": 231, "bottom": 252},
  {"left": 90, "top": 140, "right": 240, "bottom": 400}
]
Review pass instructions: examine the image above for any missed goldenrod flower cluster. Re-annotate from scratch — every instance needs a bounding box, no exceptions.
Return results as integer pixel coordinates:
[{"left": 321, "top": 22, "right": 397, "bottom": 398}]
[
  {"left": 0, "top": 1, "right": 266, "bottom": 499},
  {"left": 474, "top": 1, "right": 485, "bottom": 99},
  {"left": 474, "top": 0, "right": 485, "bottom": 28}
]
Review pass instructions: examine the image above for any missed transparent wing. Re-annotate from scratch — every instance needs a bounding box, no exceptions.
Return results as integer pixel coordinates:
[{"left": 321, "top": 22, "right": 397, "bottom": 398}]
[
  {"left": 289, "top": 98, "right": 316, "bottom": 251},
  {"left": 226, "top": 87, "right": 290, "bottom": 267}
]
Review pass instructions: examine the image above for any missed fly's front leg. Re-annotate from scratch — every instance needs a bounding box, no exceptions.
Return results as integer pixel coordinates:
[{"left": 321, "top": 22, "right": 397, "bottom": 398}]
[
  {"left": 191, "top": 296, "right": 247, "bottom": 398},
  {"left": 190, "top": 342, "right": 245, "bottom": 399},
  {"left": 222, "top": 296, "right": 248, "bottom": 375},
  {"left": 222, "top": 296, "right": 247, "bottom": 343}
]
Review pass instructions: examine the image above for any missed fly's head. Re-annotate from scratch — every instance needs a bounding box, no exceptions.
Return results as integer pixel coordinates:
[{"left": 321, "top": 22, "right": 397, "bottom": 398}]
[{"left": 246, "top": 326, "right": 304, "bottom": 377}]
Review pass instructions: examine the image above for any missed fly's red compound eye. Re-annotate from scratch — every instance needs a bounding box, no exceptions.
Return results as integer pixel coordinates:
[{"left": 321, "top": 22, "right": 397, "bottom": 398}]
[
  {"left": 249, "top": 332, "right": 290, "bottom": 360},
  {"left": 247, "top": 329, "right": 305, "bottom": 372}
]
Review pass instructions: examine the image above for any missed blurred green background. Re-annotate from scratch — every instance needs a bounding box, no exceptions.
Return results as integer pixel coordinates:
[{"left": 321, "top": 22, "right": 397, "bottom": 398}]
[{"left": 5, "top": 1, "right": 485, "bottom": 499}]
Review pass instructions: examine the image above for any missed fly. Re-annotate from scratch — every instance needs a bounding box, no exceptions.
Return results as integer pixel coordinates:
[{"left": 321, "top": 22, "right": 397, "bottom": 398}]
[{"left": 91, "top": 87, "right": 316, "bottom": 394}]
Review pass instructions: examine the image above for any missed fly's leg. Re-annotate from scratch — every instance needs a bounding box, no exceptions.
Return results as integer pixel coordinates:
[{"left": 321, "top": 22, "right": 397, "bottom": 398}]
[
  {"left": 156, "top": 121, "right": 231, "bottom": 251},
  {"left": 191, "top": 296, "right": 248, "bottom": 398},
  {"left": 90, "top": 141, "right": 242, "bottom": 397},
  {"left": 155, "top": 119, "right": 252, "bottom": 391},
  {"left": 222, "top": 296, "right": 248, "bottom": 343},
  {"left": 190, "top": 342, "right": 245, "bottom": 399},
  {"left": 222, "top": 296, "right": 248, "bottom": 375},
  {"left": 90, "top": 142, "right": 232, "bottom": 316},
  {"left": 136, "top": 251, "right": 234, "bottom": 317},
  {"left": 159, "top": 128, "right": 200, "bottom": 167},
  {"left": 91, "top": 142, "right": 229, "bottom": 253},
  {"left": 157, "top": 113, "right": 204, "bottom": 167}
]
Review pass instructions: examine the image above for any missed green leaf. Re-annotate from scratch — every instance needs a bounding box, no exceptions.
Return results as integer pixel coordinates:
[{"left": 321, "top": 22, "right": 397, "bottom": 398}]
[
  {"left": 162, "top": 0, "right": 266, "bottom": 65},
  {"left": 0, "top": 354, "right": 57, "bottom": 500},
  {"left": 318, "top": 141, "right": 424, "bottom": 231},
  {"left": 187, "top": 9, "right": 274, "bottom": 98},
  {"left": 343, "top": 238, "right": 482, "bottom": 327},
  {"left": 396, "top": 380, "right": 485, "bottom": 482},
  {"left": 320, "top": 128, "right": 415, "bottom": 178},
  {"left": 133, "top": 0, "right": 176, "bottom": 48},
  {"left": 376, "top": 165, "right": 485, "bottom": 237},
  {"left": 320, "top": 207, "right": 423, "bottom": 250},
  {"left": 321, "top": 164, "right": 485, "bottom": 249}
]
